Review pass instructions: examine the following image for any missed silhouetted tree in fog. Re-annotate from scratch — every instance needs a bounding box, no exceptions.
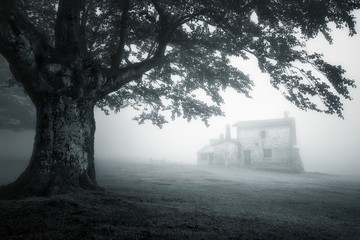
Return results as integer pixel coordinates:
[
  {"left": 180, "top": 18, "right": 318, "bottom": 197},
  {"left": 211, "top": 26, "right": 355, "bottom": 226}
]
[{"left": 0, "top": 0, "right": 358, "bottom": 199}]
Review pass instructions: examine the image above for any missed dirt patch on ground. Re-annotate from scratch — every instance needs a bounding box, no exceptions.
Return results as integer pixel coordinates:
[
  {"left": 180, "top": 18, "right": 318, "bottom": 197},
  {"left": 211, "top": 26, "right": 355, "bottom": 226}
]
[{"left": 1, "top": 160, "right": 360, "bottom": 239}]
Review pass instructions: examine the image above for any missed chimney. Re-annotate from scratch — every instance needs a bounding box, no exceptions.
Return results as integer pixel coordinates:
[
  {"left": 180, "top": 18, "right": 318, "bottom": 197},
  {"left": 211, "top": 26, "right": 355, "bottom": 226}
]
[
  {"left": 284, "top": 111, "right": 289, "bottom": 118},
  {"left": 225, "top": 124, "right": 231, "bottom": 140}
]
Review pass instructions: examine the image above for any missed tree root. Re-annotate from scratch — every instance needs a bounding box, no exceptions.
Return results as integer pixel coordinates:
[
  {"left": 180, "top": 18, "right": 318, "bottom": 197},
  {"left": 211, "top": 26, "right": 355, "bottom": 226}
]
[{"left": 0, "top": 170, "right": 103, "bottom": 200}]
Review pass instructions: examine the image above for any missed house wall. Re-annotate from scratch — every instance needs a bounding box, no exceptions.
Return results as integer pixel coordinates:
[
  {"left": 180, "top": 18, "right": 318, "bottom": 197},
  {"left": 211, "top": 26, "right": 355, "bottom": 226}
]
[
  {"left": 197, "top": 118, "right": 303, "bottom": 172},
  {"left": 197, "top": 152, "right": 214, "bottom": 165},
  {"left": 237, "top": 124, "right": 295, "bottom": 170},
  {"left": 213, "top": 141, "right": 239, "bottom": 166}
]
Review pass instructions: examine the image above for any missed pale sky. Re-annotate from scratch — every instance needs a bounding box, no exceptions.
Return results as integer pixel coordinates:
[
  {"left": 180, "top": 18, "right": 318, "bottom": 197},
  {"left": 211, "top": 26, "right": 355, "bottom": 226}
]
[{"left": 95, "top": 10, "right": 360, "bottom": 175}]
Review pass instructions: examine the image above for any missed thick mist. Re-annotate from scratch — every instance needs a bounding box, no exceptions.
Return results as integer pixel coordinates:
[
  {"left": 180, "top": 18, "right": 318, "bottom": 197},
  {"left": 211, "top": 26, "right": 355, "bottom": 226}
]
[{"left": 94, "top": 14, "right": 360, "bottom": 176}]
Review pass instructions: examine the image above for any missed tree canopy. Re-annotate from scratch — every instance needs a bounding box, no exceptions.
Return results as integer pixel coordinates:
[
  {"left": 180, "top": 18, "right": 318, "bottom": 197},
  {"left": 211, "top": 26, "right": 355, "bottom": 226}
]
[{"left": 1, "top": 0, "right": 359, "bottom": 127}]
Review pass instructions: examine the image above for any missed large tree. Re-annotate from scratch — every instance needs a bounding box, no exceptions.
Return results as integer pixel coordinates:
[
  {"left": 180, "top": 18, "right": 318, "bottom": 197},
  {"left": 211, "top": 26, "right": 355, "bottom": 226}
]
[{"left": 0, "top": 0, "right": 358, "bottom": 199}]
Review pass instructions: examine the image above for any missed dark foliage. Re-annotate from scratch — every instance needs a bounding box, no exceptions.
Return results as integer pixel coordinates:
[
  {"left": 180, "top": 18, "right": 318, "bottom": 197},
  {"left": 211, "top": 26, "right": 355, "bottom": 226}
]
[{"left": 1, "top": 0, "right": 359, "bottom": 127}]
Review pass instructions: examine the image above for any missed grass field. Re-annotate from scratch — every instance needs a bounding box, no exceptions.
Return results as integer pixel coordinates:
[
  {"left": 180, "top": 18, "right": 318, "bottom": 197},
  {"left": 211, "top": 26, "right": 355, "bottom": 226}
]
[{"left": 1, "top": 159, "right": 360, "bottom": 239}]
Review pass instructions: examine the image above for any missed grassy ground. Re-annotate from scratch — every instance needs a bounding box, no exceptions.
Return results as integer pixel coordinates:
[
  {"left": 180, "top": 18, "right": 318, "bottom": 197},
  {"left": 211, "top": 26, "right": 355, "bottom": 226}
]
[{"left": 0, "top": 159, "right": 360, "bottom": 239}]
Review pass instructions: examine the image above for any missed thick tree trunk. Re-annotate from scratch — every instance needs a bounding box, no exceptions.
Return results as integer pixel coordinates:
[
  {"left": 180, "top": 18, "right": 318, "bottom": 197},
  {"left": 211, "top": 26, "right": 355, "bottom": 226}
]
[{"left": 0, "top": 95, "right": 101, "bottom": 199}]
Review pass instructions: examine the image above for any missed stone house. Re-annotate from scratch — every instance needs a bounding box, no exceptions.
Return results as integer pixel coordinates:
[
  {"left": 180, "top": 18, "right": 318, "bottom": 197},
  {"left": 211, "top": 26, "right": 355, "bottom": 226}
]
[
  {"left": 197, "top": 115, "right": 304, "bottom": 172},
  {"left": 197, "top": 125, "right": 239, "bottom": 166}
]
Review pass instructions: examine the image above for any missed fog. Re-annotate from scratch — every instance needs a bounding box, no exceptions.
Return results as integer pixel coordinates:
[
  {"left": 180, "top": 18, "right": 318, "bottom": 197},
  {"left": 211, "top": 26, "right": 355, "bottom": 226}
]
[
  {"left": 95, "top": 12, "right": 360, "bottom": 176},
  {"left": 1, "top": 11, "right": 360, "bottom": 176}
]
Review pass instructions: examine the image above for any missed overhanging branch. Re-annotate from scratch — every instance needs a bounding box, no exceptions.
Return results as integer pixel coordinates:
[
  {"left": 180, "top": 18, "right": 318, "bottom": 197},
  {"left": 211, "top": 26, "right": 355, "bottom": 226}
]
[{"left": 98, "top": 0, "right": 173, "bottom": 97}]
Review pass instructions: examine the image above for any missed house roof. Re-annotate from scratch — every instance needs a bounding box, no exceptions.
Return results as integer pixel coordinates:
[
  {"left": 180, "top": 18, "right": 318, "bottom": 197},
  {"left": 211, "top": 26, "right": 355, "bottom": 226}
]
[
  {"left": 209, "top": 138, "right": 237, "bottom": 145},
  {"left": 212, "top": 138, "right": 238, "bottom": 146},
  {"left": 198, "top": 138, "right": 238, "bottom": 154},
  {"left": 233, "top": 117, "right": 297, "bottom": 145},
  {"left": 233, "top": 117, "right": 295, "bottom": 128},
  {"left": 197, "top": 144, "right": 214, "bottom": 154}
]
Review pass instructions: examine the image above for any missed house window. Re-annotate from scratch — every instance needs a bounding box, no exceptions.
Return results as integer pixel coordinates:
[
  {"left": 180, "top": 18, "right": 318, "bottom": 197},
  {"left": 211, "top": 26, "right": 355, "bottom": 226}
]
[
  {"left": 264, "top": 149, "right": 272, "bottom": 157},
  {"left": 260, "top": 130, "right": 266, "bottom": 139}
]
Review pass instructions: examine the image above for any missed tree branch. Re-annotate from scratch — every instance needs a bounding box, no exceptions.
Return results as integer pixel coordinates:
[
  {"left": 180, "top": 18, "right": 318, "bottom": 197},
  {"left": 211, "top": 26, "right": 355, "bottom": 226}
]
[
  {"left": 173, "top": 10, "right": 208, "bottom": 28},
  {"left": 98, "top": 0, "right": 173, "bottom": 97},
  {"left": 54, "top": 0, "right": 82, "bottom": 64},
  {"left": 0, "top": 0, "right": 51, "bottom": 92},
  {"left": 151, "top": 0, "right": 172, "bottom": 58},
  {"left": 79, "top": 0, "right": 93, "bottom": 56},
  {"left": 110, "top": 0, "right": 130, "bottom": 72}
]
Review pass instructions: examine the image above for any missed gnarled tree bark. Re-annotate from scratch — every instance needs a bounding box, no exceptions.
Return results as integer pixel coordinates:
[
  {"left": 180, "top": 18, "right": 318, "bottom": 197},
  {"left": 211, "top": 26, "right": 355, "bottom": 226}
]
[
  {"left": 0, "top": 0, "right": 171, "bottom": 199},
  {"left": 0, "top": 94, "right": 101, "bottom": 199}
]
